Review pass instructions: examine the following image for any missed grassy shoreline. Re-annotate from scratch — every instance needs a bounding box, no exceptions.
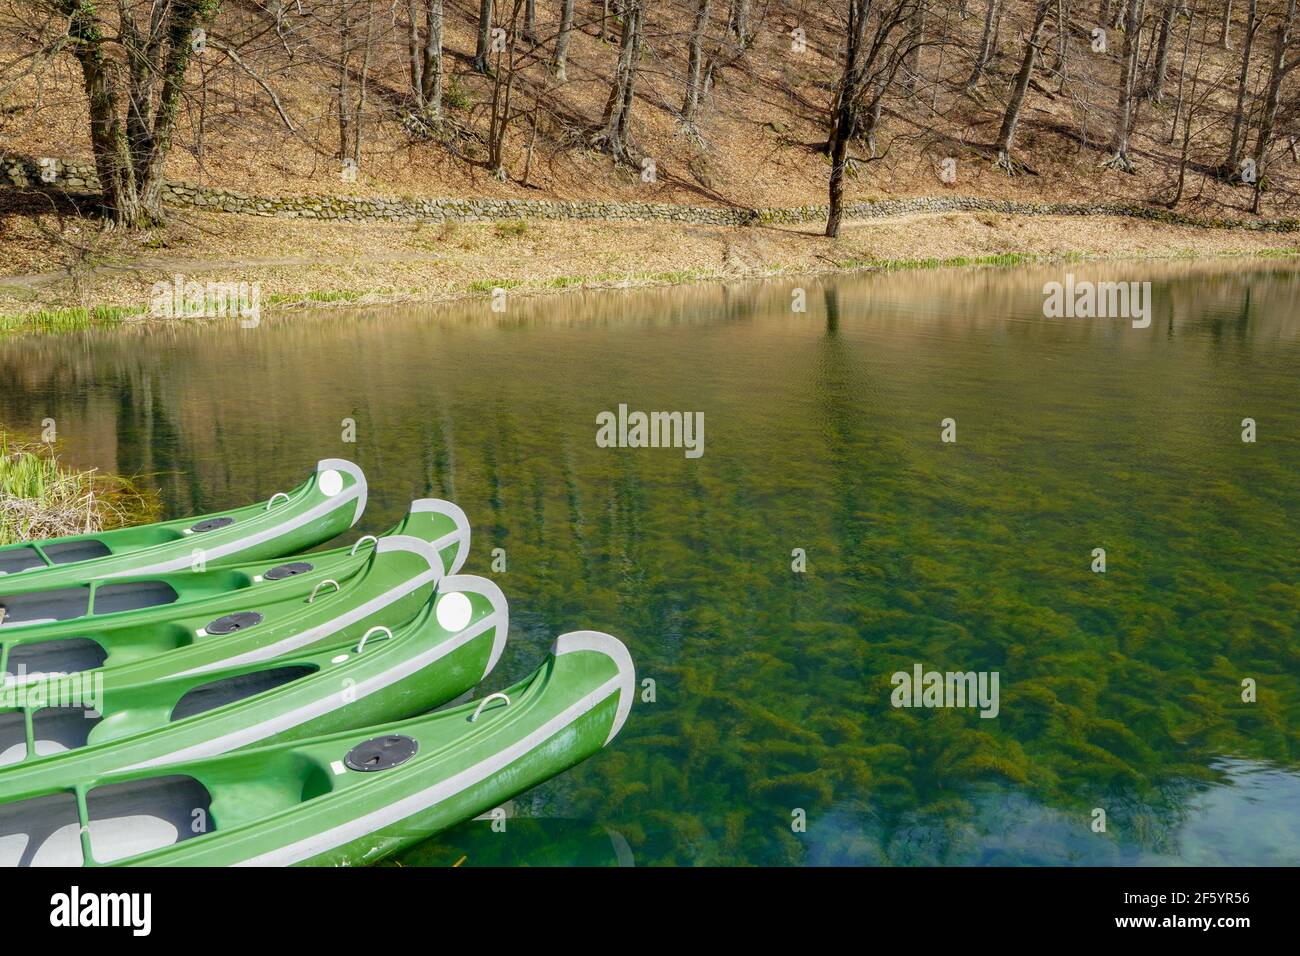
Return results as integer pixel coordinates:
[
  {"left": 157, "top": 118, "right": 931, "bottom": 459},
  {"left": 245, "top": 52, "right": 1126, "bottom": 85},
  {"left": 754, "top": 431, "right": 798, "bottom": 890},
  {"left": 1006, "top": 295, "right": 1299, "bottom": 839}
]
[
  {"left": 0, "top": 433, "right": 157, "bottom": 544},
  {"left": 2, "top": 209, "right": 1298, "bottom": 335}
]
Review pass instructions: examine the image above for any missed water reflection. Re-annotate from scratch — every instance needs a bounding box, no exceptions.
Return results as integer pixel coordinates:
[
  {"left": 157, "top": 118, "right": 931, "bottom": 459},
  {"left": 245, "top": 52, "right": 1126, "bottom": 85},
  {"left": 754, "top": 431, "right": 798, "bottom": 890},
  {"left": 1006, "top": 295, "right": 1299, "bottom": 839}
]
[
  {"left": 1, "top": 260, "right": 1297, "bottom": 866},
  {"left": 805, "top": 759, "right": 1300, "bottom": 866}
]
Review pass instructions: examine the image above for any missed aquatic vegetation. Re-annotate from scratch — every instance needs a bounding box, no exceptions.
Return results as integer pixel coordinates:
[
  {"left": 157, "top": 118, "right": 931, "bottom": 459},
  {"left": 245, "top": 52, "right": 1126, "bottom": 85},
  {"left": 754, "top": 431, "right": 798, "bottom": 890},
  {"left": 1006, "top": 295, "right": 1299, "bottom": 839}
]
[
  {"left": 0, "top": 305, "right": 144, "bottom": 335},
  {"left": 2, "top": 262, "right": 1297, "bottom": 865},
  {"left": 0, "top": 433, "right": 157, "bottom": 545}
]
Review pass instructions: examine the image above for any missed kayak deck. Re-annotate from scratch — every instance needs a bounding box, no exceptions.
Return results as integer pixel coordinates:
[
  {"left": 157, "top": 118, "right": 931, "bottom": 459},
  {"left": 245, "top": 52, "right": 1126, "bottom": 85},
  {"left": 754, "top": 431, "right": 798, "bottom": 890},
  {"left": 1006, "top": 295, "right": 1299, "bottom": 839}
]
[
  {"left": 0, "top": 459, "right": 366, "bottom": 589},
  {"left": 0, "top": 631, "right": 631, "bottom": 866}
]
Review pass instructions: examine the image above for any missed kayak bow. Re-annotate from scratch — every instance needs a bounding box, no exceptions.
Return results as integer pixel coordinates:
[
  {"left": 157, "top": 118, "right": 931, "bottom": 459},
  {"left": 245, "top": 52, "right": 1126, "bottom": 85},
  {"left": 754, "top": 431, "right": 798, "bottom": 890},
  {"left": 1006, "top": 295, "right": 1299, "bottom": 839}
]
[
  {"left": 0, "top": 459, "right": 367, "bottom": 588},
  {"left": 0, "top": 575, "right": 508, "bottom": 810},
  {"left": 0, "top": 498, "right": 470, "bottom": 682},
  {"left": 0, "top": 631, "right": 631, "bottom": 866}
]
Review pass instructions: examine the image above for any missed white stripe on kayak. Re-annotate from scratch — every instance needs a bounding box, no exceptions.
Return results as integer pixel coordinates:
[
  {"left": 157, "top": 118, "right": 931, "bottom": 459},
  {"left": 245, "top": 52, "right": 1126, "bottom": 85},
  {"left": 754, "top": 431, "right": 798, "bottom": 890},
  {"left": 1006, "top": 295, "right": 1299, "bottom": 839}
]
[
  {"left": 100, "top": 460, "right": 367, "bottom": 579},
  {"left": 173, "top": 537, "right": 444, "bottom": 677},
  {"left": 233, "top": 675, "right": 622, "bottom": 867},
  {"left": 124, "top": 609, "right": 505, "bottom": 771}
]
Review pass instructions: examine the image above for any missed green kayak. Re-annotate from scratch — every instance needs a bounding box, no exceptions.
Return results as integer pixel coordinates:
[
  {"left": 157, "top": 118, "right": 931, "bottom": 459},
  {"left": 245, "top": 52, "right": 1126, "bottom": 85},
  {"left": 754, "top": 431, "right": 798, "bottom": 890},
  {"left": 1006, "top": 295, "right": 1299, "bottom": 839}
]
[
  {"left": 0, "top": 575, "right": 507, "bottom": 809},
  {"left": 0, "top": 630, "right": 631, "bottom": 866},
  {"left": 0, "top": 459, "right": 366, "bottom": 589},
  {"left": 0, "top": 498, "right": 469, "bottom": 683}
]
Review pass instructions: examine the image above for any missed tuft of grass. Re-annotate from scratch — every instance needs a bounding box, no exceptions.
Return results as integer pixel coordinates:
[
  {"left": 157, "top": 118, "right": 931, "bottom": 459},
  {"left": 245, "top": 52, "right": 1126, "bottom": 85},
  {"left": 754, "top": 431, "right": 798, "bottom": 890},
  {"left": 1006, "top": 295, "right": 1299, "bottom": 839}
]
[
  {"left": 0, "top": 304, "right": 145, "bottom": 335},
  {"left": 493, "top": 220, "right": 529, "bottom": 240},
  {"left": 265, "top": 289, "right": 364, "bottom": 306},
  {"left": 834, "top": 251, "right": 1073, "bottom": 272},
  {"left": 444, "top": 77, "right": 471, "bottom": 111},
  {"left": 0, "top": 433, "right": 159, "bottom": 546},
  {"left": 466, "top": 278, "right": 522, "bottom": 293}
]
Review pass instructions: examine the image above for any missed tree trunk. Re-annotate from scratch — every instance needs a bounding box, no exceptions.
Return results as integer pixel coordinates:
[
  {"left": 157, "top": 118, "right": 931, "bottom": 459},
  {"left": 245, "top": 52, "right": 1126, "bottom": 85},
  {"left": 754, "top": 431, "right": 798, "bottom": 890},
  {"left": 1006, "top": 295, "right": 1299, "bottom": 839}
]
[
  {"left": 475, "top": 0, "right": 494, "bottom": 72},
  {"left": 683, "top": 0, "right": 712, "bottom": 124},
  {"left": 1219, "top": 0, "right": 1233, "bottom": 49},
  {"left": 1103, "top": 0, "right": 1143, "bottom": 170},
  {"left": 903, "top": 1, "right": 925, "bottom": 95},
  {"left": 353, "top": 1, "right": 373, "bottom": 168},
  {"left": 524, "top": 0, "right": 537, "bottom": 43},
  {"left": 1224, "top": 0, "right": 1259, "bottom": 173},
  {"left": 338, "top": 1, "right": 353, "bottom": 159},
  {"left": 826, "top": 0, "right": 871, "bottom": 237},
  {"left": 1250, "top": 0, "right": 1296, "bottom": 211},
  {"left": 554, "top": 0, "right": 576, "bottom": 79},
  {"left": 995, "top": 0, "right": 1052, "bottom": 168},
  {"left": 966, "top": 0, "right": 1001, "bottom": 87},
  {"left": 64, "top": 1, "right": 142, "bottom": 225},
  {"left": 422, "top": 0, "right": 445, "bottom": 116},
  {"left": 1169, "top": 2, "right": 1206, "bottom": 205},
  {"left": 120, "top": 5, "right": 165, "bottom": 178},
  {"left": 729, "top": 0, "right": 750, "bottom": 42},
  {"left": 1147, "top": 0, "right": 1176, "bottom": 101},
  {"left": 596, "top": 0, "right": 642, "bottom": 160},
  {"left": 1168, "top": 0, "right": 1195, "bottom": 143},
  {"left": 407, "top": 0, "right": 424, "bottom": 105},
  {"left": 137, "top": 0, "right": 211, "bottom": 220}
]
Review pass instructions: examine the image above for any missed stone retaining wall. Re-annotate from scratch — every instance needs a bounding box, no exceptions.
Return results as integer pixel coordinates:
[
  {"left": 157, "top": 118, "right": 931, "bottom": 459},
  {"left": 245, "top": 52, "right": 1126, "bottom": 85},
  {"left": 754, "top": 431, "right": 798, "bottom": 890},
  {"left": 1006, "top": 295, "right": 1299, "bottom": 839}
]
[{"left": 5, "top": 153, "right": 1297, "bottom": 233}]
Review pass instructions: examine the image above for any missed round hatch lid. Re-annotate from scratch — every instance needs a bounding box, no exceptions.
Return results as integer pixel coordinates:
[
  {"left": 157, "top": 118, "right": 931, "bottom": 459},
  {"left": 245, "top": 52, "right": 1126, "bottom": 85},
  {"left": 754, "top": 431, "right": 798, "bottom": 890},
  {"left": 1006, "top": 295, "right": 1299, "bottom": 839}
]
[
  {"left": 206, "top": 611, "right": 264, "bottom": 635},
  {"left": 345, "top": 734, "right": 419, "bottom": 772},
  {"left": 191, "top": 517, "right": 235, "bottom": 533},
  {"left": 263, "top": 561, "right": 314, "bottom": 581}
]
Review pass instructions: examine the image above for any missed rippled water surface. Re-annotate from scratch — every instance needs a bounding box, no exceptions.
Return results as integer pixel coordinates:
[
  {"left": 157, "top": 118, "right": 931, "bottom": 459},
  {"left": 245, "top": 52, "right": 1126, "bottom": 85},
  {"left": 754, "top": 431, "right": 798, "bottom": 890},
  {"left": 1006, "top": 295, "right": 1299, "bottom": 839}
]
[{"left": 2, "top": 261, "right": 1297, "bottom": 865}]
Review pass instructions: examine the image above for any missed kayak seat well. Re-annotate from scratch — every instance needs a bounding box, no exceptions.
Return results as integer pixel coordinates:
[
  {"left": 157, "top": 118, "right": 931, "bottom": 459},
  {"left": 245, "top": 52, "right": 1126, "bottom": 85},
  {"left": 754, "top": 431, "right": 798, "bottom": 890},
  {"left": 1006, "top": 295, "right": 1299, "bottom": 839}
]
[
  {"left": 0, "top": 587, "right": 89, "bottom": 627},
  {"left": 0, "top": 711, "right": 25, "bottom": 767},
  {"left": 207, "top": 753, "right": 337, "bottom": 832},
  {"left": 32, "top": 707, "right": 102, "bottom": 757},
  {"left": 41, "top": 539, "right": 112, "bottom": 565},
  {"left": 169, "top": 665, "right": 318, "bottom": 723},
  {"left": 86, "top": 776, "right": 213, "bottom": 864},
  {"left": 0, "top": 791, "right": 83, "bottom": 866},
  {"left": 0, "top": 547, "right": 45, "bottom": 576},
  {"left": 0, "top": 581, "right": 176, "bottom": 630},
  {"left": 93, "top": 581, "right": 179, "bottom": 615},
  {"left": 3, "top": 638, "right": 108, "bottom": 682}
]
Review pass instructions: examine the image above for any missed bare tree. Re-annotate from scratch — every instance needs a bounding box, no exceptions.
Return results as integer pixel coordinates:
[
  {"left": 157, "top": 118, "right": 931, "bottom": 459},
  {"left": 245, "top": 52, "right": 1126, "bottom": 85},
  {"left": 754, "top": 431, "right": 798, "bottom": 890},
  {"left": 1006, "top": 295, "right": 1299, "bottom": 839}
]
[
  {"left": 28, "top": 0, "right": 220, "bottom": 227},
  {"left": 683, "top": 0, "right": 713, "bottom": 126},
  {"left": 407, "top": 0, "right": 424, "bottom": 105},
  {"left": 475, "top": 0, "right": 494, "bottom": 72},
  {"left": 825, "top": 0, "right": 917, "bottom": 237},
  {"left": 1101, "top": 0, "right": 1144, "bottom": 171},
  {"left": 729, "top": 0, "right": 750, "bottom": 42},
  {"left": 523, "top": 0, "right": 537, "bottom": 43},
  {"left": 1219, "top": 0, "right": 1233, "bottom": 49},
  {"left": 593, "top": 0, "right": 643, "bottom": 162},
  {"left": 1250, "top": 0, "right": 1297, "bottom": 211},
  {"left": 1146, "top": 0, "right": 1176, "bottom": 101},
  {"left": 1169, "top": 1, "right": 1210, "bottom": 206},
  {"left": 422, "top": 0, "right": 445, "bottom": 117},
  {"left": 966, "top": 0, "right": 1002, "bottom": 87},
  {"left": 554, "top": 0, "right": 576, "bottom": 79},
  {"left": 1224, "top": 0, "right": 1260, "bottom": 175},
  {"left": 995, "top": 0, "right": 1052, "bottom": 172}
]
